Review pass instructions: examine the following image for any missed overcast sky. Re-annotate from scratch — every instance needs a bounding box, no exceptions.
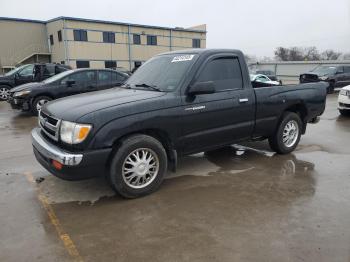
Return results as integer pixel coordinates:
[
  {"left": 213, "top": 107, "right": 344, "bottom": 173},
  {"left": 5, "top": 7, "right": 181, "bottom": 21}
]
[{"left": 1, "top": 0, "right": 349, "bottom": 58}]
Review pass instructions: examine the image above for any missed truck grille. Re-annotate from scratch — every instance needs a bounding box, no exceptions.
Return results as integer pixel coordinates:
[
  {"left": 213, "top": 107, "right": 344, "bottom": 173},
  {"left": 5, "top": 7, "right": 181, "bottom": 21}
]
[{"left": 38, "top": 110, "right": 61, "bottom": 141}]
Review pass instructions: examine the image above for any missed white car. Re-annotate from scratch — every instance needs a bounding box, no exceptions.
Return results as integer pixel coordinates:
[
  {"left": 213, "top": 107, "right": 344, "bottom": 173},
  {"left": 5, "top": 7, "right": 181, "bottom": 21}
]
[
  {"left": 338, "top": 85, "right": 350, "bottom": 116},
  {"left": 250, "top": 74, "right": 281, "bottom": 86}
]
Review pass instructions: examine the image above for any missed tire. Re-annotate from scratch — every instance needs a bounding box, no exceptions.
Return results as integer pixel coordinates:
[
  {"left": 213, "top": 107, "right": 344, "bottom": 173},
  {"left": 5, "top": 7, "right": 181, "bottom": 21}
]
[
  {"left": 339, "top": 109, "right": 349, "bottom": 116},
  {"left": 327, "top": 81, "right": 335, "bottom": 94},
  {"left": 109, "top": 134, "right": 168, "bottom": 198},
  {"left": 0, "top": 85, "right": 10, "bottom": 101},
  {"left": 32, "top": 96, "right": 52, "bottom": 115},
  {"left": 268, "top": 112, "right": 302, "bottom": 154}
]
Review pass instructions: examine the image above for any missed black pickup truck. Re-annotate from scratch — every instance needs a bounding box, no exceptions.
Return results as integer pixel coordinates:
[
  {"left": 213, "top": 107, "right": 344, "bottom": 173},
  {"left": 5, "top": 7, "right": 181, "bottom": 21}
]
[
  {"left": 0, "top": 63, "right": 71, "bottom": 100},
  {"left": 31, "top": 49, "right": 327, "bottom": 198}
]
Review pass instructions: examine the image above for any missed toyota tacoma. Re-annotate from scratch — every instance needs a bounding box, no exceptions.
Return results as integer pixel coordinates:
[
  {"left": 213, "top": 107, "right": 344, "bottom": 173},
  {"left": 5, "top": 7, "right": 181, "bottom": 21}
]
[{"left": 31, "top": 49, "right": 327, "bottom": 198}]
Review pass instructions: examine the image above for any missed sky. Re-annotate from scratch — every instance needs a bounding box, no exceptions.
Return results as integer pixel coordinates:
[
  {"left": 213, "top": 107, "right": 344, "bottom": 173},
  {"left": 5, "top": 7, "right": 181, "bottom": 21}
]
[{"left": 1, "top": 0, "right": 349, "bottom": 58}]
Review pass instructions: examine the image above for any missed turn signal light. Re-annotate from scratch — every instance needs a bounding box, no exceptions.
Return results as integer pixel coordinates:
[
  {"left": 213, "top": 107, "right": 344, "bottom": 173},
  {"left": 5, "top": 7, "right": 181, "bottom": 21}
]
[{"left": 52, "top": 160, "right": 63, "bottom": 170}]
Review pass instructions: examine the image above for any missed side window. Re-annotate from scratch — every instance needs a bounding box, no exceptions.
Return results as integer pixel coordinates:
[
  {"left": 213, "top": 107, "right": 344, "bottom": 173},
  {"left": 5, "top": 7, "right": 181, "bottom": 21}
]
[
  {"left": 337, "top": 66, "right": 344, "bottom": 74},
  {"left": 43, "top": 65, "right": 56, "bottom": 77},
  {"left": 98, "top": 71, "right": 112, "bottom": 83},
  {"left": 112, "top": 72, "right": 127, "bottom": 82},
  {"left": 62, "top": 71, "right": 95, "bottom": 85},
  {"left": 19, "top": 65, "right": 34, "bottom": 76},
  {"left": 343, "top": 66, "right": 350, "bottom": 73},
  {"left": 196, "top": 57, "right": 243, "bottom": 91}
]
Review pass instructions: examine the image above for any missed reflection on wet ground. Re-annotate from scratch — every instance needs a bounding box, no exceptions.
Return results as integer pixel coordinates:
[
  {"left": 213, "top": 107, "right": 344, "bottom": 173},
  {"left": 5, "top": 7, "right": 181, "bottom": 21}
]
[{"left": 1, "top": 94, "right": 350, "bottom": 262}]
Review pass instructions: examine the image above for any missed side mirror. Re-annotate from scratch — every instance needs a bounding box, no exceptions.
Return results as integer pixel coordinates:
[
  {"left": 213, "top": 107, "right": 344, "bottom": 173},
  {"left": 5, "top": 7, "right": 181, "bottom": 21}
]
[
  {"left": 188, "top": 81, "right": 215, "bottom": 96},
  {"left": 66, "top": 80, "right": 76, "bottom": 87}
]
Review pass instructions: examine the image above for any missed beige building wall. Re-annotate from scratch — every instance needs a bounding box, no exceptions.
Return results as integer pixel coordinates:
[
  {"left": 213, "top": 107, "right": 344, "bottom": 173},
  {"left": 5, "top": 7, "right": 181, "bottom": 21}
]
[
  {"left": 46, "top": 20, "right": 66, "bottom": 64},
  {"left": 0, "top": 17, "right": 206, "bottom": 72},
  {"left": 0, "top": 19, "right": 49, "bottom": 69}
]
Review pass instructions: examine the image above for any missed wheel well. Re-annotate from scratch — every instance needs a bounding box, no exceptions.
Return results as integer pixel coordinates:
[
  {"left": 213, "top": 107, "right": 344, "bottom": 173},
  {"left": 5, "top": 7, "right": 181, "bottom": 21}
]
[
  {"left": 31, "top": 94, "right": 54, "bottom": 104},
  {"left": 284, "top": 103, "right": 308, "bottom": 133},
  {"left": 0, "top": 84, "right": 12, "bottom": 89},
  {"left": 107, "top": 129, "right": 177, "bottom": 172}
]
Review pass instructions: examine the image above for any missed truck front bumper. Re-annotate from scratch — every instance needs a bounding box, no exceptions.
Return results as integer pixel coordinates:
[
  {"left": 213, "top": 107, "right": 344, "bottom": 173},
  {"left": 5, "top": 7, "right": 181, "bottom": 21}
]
[{"left": 31, "top": 128, "right": 112, "bottom": 180}]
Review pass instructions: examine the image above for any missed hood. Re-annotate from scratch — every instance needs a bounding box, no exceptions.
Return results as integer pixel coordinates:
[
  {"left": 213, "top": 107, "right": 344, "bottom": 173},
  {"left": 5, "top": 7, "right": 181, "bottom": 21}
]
[
  {"left": 10, "top": 82, "right": 45, "bottom": 92},
  {"left": 43, "top": 87, "right": 166, "bottom": 121},
  {"left": 0, "top": 75, "right": 12, "bottom": 82}
]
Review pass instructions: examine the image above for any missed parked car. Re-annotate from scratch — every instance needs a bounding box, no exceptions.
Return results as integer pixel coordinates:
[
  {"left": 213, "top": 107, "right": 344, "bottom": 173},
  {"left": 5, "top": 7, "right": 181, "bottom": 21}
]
[
  {"left": 250, "top": 74, "right": 281, "bottom": 87},
  {"left": 8, "top": 68, "right": 128, "bottom": 115},
  {"left": 115, "top": 67, "right": 132, "bottom": 76},
  {"left": 338, "top": 85, "right": 350, "bottom": 116},
  {"left": 300, "top": 65, "right": 350, "bottom": 93},
  {"left": 0, "top": 63, "right": 71, "bottom": 101},
  {"left": 31, "top": 49, "right": 327, "bottom": 198},
  {"left": 255, "top": 70, "right": 279, "bottom": 81}
]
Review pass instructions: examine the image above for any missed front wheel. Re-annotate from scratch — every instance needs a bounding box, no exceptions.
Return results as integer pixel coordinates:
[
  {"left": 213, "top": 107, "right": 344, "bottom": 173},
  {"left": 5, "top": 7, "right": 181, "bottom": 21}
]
[
  {"left": 0, "top": 85, "right": 10, "bottom": 101},
  {"left": 109, "top": 134, "right": 168, "bottom": 198},
  {"left": 268, "top": 112, "right": 302, "bottom": 154},
  {"left": 32, "top": 96, "right": 52, "bottom": 115}
]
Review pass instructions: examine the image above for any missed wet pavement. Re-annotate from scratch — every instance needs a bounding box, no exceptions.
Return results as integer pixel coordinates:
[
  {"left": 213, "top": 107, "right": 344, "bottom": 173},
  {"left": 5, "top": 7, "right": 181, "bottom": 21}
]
[{"left": 0, "top": 94, "right": 350, "bottom": 262}]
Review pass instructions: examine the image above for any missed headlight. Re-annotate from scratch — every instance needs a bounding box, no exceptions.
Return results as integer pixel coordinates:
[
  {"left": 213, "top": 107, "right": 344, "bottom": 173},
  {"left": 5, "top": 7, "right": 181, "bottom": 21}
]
[
  {"left": 340, "top": 89, "right": 349, "bottom": 96},
  {"left": 13, "top": 90, "right": 31, "bottom": 97},
  {"left": 60, "top": 120, "right": 92, "bottom": 144},
  {"left": 319, "top": 76, "right": 328, "bottom": 81}
]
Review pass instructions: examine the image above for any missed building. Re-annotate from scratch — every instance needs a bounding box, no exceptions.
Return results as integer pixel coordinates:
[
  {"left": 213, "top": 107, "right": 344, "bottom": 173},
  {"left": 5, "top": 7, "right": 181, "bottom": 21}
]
[{"left": 0, "top": 17, "right": 206, "bottom": 73}]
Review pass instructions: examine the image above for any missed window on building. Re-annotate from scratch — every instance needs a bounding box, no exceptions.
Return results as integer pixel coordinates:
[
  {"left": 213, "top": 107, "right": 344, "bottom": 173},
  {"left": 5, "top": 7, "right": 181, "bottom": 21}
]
[
  {"left": 133, "top": 34, "right": 141, "bottom": 45},
  {"left": 105, "top": 60, "right": 117, "bottom": 69},
  {"left": 192, "top": 39, "right": 201, "bottom": 48},
  {"left": 196, "top": 57, "right": 243, "bottom": 91},
  {"left": 49, "top": 35, "right": 54, "bottom": 45},
  {"left": 73, "top": 29, "right": 88, "bottom": 41},
  {"left": 103, "top": 32, "right": 115, "bottom": 43},
  {"left": 134, "top": 61, "right": 142, "bottom": 68},
  {"left": 60, "top": 61, "right": 65, "bottom": 65},
  {"left": 58, "top": 30, "right": 62, "bottom": 42},
  {"left": 76, "top": 60, "right": 90, "bottom": 68},
  {"left": 147, "top": 35, "right": 157, "bottom": 46}
]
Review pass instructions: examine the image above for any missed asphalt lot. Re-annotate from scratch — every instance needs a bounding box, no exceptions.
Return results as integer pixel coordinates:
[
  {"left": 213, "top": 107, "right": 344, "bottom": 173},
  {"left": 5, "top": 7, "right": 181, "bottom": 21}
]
[{"left": 1, "top": 94, "right": 350, "bottom": 262}]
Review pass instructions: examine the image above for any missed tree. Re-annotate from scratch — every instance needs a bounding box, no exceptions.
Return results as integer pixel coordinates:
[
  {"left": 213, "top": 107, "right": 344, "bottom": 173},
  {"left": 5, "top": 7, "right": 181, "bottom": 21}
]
[
  {"left": 303, "top": 46, "right": 321, "bottom": 61},
  {"left": 288, "top": 47, "right": 304, "bottom": 61},
  {"left": 274, "top": 47, "right": 289, "bottom": 61},
  {"left": 321, "top": 49, "right": 342, "bottom": 60}
]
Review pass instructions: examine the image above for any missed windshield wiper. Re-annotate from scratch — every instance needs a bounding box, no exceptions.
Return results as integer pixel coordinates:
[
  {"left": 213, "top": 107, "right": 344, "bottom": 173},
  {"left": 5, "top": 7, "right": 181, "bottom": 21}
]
[{"left": 134, "top": 83, "right": 162, "bottom": 92}]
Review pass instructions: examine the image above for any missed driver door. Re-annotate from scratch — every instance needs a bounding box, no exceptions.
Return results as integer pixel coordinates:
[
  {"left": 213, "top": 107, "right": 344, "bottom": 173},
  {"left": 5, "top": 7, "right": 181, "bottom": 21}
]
[{"left": 179, "top": 55, "right": 255, "bottom": 154}]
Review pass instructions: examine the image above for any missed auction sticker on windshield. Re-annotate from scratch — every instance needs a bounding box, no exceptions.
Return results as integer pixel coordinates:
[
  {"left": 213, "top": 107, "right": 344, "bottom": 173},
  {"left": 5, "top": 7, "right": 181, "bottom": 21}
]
[{"left": 171, "top": 55, "right": 195, "bottom": 63}]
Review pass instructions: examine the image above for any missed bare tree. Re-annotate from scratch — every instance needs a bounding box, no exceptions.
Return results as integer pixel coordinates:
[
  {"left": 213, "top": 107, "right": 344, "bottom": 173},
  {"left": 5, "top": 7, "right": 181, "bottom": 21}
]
[
  {"left": 289, "top": 47, "right": 304, "bottom": 61},
  {"left": 303, "top": 46, "right": 321, "bottom": 61},
  {"left": 321, "top": 49, "right": 342, "bottom": 60},
  {"left": 274, "top": 47, "right": 289, "bottom": 61}
]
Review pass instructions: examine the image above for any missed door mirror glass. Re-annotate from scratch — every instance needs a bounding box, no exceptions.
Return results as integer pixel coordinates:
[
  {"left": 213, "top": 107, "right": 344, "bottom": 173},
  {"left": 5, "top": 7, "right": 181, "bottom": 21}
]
[{"left": 188, "top": 81, "right": 215, "bottom": 96}]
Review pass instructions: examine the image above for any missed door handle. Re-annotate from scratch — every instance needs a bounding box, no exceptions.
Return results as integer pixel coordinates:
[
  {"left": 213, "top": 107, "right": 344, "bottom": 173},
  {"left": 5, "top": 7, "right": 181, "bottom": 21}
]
[{"left": 239, "top": 98, "right": 249, "bottom": 103}]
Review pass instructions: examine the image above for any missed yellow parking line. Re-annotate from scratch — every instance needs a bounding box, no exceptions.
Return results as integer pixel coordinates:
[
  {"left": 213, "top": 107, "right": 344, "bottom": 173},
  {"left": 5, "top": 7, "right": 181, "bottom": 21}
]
[{"left": 24, "top": 173, "right": 84, "bottom": 262}]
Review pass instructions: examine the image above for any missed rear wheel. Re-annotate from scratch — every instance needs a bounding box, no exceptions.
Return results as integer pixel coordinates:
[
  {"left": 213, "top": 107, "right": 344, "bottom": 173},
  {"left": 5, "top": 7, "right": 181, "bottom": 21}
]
[
  {"left": 269, "top": 112, "right": 302, "bottom": 154},
  {"left": 0, "top": 85, "right": 10, "bottom": 101},
  {"left": 32, "top": 96, "right": 52, "bottom": 115},
  {"left": 109, "top": 134, "right": 168, "bottom": 198}
]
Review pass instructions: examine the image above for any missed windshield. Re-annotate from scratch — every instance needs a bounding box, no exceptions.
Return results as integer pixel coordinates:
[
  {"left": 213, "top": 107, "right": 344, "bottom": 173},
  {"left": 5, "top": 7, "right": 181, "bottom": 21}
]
[
  {"left": 311, "top": 66, "right": 337, "bottom": 75},
  {"left": 42, "top": 70, "right": 73, "bottom": 84},
  {"left": 4, "top": 65, "right": 31, "bottom": 76},
  {"left": 125, "top": 54, "right": 198, "bottom": 92}
]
